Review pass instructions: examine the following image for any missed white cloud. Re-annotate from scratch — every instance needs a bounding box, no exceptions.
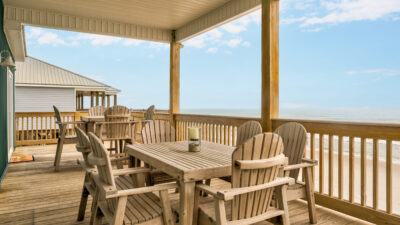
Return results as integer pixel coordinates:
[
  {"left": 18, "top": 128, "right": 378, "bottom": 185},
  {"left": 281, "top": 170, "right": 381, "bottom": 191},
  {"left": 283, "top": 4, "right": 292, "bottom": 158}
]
[
  {"left": 207, "top": 47, "right": 218, "bottom": 53},
  {"left": 185, "top": 29, "right": 223, "bottom": 48},
  {"left": 281, "top": 16, "right": 307, "bottom": 25},
  {"left": 37, "top": 32, "right": 67, "bottom": 46},
  {"left": 147, "top": 42, "right": 169, "bottom": 50},
  {"left": 221, "top": 10, "right": 261, "bottom": 34},
  {"left": 224, "top": 38, "right": 242, "bottom": 48},
  {"left": 305, "top": 27, "right": 323, "bottom": 32},
  {"left": 242, "top": 41, "right": 251, "bottom": 47},
  {"left": 302, "top": 0, "right": 400, "bottom": 27},
  {"left": 71, "top": 34, "right": 121, "bottom": 46},
  {"left": 26, "top": 28, "right": 44, "bottom": 39},
  {"left": 123, "top": 39, "right": 144, "bottom": 46},
  {"left": 347, "top": 68, "right": 400, "bottom": 77}
]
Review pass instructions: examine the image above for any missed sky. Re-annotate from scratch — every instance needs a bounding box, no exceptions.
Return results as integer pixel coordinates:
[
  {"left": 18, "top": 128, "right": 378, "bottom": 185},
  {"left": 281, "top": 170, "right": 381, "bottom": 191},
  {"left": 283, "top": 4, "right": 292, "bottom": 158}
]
[{"left": 24, "top": 0, "right": 400, "bottom": 114}]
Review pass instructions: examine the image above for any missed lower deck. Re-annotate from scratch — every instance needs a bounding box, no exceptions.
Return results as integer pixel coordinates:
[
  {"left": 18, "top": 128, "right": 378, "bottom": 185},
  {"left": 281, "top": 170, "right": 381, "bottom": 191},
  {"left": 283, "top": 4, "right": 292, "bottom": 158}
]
[{"left": 0, "top": 144, "right": 371, "bottom": 225}]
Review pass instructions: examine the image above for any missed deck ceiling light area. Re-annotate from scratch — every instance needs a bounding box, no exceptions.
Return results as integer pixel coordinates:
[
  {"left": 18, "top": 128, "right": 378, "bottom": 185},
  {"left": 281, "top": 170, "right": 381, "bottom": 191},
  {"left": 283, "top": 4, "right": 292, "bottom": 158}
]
[{"left": 3, "top": 0, "right": 262, "bottom": 62}]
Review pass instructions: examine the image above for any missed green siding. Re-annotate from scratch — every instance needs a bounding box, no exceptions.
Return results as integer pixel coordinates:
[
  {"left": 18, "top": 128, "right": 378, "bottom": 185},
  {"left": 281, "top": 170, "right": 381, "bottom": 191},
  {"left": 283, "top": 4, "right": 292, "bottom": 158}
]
[{"left": 0, "top": 0, "right": 15, "bottom": 186}]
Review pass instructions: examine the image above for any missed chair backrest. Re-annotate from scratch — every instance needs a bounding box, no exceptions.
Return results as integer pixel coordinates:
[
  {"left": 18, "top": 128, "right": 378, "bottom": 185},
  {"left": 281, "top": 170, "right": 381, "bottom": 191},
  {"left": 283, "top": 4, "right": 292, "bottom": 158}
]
[
  {"left": 104, "top": 105, "right": 131, "bottom": 139},
  {"left": 231, "top": 132, "right": 284, "bottom": 220},
  {"left": 236, "top": 121, "right": 262, "bottom": 146},
  {"left": 75, "top": 126, "right": 94, "bottom": 168},
  {"left": 142, "top": 120, "right": 175, "bottom": 144},
  {"left": 89, "top": 106, "right": 106, "bottom": 116},
  {"left": 53, "top": 105, "right": 62, "bottom": 123},
  {"left": 145, "top": 105, "right": 155, "bottom": 120},
  {"left": 274, "top": 122, "right": 307, "bottom": 179},
  {"left": 88, "top": 132, "right": 117, "bottom": 211}
]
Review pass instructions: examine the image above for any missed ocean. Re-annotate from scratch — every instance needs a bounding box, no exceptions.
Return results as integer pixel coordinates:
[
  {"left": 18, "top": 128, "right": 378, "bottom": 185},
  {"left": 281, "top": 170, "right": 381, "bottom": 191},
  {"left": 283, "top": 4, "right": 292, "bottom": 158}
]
[{"left": 180, "top": 108, "right": 400, "bottom": 163}]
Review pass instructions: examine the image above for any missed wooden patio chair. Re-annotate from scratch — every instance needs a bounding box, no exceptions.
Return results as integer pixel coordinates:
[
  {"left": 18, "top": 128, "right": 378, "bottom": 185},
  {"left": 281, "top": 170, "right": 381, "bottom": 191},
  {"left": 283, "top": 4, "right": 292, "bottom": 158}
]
[
  {"left": 53, "top": 105, "right": 82, "bottom": 171},
  {"left": 89, "top": 105, "right": 106, "bottom": 116},
  {"left": 194, "top": 133, "right": 294, "bottom": 225},
  {"left": 141, "top": 120, "right": 176, "bottom": 185},
  {"left": 145, "top": 105, "right": 155, "bottom": 120},
  {"left": 218, "top": 121, "right": 262, "bottom": 183},
  {"left": 75, "top": 127, "right": 132, "bottom": 223},
  {"left": 88, "top": 132, "right": 177, "bottom": 225},
  {"left": 274, "top": 122, "right": 318, "bottom": 224},
  {"left": 236, "top": 120, "right": 262, "bottom": 146},
  {"left": 96, "top": 105, "right": 136, "bottom": 154}
]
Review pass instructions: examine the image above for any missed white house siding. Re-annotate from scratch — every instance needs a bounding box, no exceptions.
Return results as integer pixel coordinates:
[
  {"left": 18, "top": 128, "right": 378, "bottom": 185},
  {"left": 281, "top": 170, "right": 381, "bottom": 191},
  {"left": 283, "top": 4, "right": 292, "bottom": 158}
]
[{"left": 15, "top": 86, "right": 75, "bottom": 112}]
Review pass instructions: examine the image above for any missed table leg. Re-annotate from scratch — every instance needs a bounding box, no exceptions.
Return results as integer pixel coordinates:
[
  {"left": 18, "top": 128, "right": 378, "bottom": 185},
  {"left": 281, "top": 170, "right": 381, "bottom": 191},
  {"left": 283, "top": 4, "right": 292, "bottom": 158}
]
[{"left": 179, "top": 181, "right": 196, "bottom": 225}]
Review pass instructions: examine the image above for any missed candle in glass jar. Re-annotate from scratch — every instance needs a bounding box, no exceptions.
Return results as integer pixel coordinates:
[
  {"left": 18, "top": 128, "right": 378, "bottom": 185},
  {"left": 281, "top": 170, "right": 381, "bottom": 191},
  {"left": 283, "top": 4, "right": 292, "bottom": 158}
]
[{"left": 189, "top": 127, "right": 200, "bottom": 139}]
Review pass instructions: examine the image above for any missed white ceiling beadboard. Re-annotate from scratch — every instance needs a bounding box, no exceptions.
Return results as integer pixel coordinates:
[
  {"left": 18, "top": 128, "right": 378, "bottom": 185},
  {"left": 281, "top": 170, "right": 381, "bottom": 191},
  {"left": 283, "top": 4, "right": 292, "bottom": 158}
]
[{"left": 3, "top": 0, "right": 262, "bottom": 61}]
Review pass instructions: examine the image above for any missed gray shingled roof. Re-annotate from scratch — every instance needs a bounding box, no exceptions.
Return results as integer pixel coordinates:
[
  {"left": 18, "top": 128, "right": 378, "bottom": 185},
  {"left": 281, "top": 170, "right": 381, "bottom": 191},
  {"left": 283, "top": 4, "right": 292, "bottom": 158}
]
[{"left": 15, "top": 57, "right": 120, "bottom": 94}]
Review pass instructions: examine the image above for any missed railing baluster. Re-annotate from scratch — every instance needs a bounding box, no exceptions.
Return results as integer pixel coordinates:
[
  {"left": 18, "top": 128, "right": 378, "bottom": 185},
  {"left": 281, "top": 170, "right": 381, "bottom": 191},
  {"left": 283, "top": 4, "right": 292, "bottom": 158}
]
[
  {"left": 386, "top": 140, "right": 392, "bottom": 214},
  {"left": 349, "top": 136, "right": 354, "bottom": 203},
  {"left": 361, "top": 137, "right": 366, "bottom": 206},
  {"left": 338, "top": 136, "right": 343, "bottom": 199},
  {"left": 310, "top": 133, "right": 315, "bottom": 186},
  {"left": 36, "top": 116, "right": 39, "bottom": 140},
  {"left": 319, "top": 133, "right": 324, "bottom": 194},
  {"left": 373, "top": 138, "right": 379, "bottom": 210},
  {"left": 329, "top": 134, "right": 334, "bottom": 197}
]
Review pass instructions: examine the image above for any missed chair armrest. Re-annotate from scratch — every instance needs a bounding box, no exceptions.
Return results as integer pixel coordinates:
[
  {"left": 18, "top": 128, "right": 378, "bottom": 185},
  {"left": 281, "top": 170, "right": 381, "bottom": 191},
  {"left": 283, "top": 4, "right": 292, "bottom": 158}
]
[
  {"left": 112, "top": 167, "right": 151, "bottom": 176},
  {"left": 284, "top": 159, "right": 318, "bottom": 172},
  {"left": 95, "top": 121, "right": 142, "bottom": 125},
  {"left": 106, "top": 182, "right": 179, "bottom": 198},
  {"left": 215, "top": 177, "right": 295, "bottom": 201},
  {"left": 302, "top": 158, "right": 318, "bottom": 165},
  {"left": 196, "top": 184, "right": 219, "bottom": 197},
  {"left": 56, "top": 121, "right": 84, "bottom": 125}
]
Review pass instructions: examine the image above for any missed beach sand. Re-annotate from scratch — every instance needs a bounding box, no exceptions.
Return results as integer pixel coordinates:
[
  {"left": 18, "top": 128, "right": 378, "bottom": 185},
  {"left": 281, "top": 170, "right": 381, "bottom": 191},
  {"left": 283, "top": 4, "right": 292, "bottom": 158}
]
[{"left": 305, "top": 150, "right": 400, "bottom": 214}]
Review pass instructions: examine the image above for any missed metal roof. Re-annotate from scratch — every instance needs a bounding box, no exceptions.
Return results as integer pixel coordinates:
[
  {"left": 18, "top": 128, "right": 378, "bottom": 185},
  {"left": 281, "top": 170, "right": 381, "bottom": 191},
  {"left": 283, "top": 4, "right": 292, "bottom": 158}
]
[{"left": 15, "top": 57, "right": 120, "bottom": 94}]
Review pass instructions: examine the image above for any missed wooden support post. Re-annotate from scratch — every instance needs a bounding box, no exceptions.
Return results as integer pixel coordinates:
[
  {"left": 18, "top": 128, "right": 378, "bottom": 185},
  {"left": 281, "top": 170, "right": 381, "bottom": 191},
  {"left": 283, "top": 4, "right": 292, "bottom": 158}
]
[
  {"left": 261, "top": 0, "right": 279, "bottom": 132},
  {"left": 96, "top": 92, "right": 99, "bottom": 106},
  {"left": 90, "top": 92, "right": 94, "bottom": 107},
  {"left": 114, "top": 95, "right": 117, "bottom": 106},
  {"left": 101, "top": 92, "right": 105, "bottom": 106},
  {"left": 107, "top": 95, "right": 110, "bottom": 107},
  {"left": 81, "top": 95, "right": 84, "bottom": 109},
  {"left": 170, "top": 33, "right": 183, "bottom": 127},
  {"left": 76, "top": 94, "right": 79, "bottom": 110}
]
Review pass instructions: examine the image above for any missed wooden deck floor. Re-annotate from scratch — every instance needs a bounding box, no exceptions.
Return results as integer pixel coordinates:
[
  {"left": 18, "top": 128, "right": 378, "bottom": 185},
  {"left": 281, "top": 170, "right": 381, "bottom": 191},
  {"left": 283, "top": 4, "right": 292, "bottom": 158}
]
[{"left": 0, "top": 144, "right": 371, "bottom": 225}]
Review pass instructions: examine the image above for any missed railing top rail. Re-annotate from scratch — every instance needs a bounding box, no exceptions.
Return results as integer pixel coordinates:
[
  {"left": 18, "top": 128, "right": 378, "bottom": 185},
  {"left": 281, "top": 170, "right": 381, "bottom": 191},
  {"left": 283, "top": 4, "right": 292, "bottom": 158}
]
[{"left": 174, "top": 113, "right": 261, "bottom": 127}]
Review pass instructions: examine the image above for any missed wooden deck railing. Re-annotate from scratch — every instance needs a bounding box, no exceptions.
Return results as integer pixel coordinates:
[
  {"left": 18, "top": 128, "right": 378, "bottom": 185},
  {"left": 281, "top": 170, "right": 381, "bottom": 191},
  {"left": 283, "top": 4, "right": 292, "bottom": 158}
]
[
  {"left": 13, "top": 110, "right": 400, "bottom": 224},
  {"left": 15, "top": 111, "right": 88, "bottom": 146}
]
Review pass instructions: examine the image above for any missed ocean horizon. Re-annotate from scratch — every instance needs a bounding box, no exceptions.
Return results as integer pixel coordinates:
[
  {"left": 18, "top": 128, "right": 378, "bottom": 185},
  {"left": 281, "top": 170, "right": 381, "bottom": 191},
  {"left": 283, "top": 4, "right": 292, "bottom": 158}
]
[{"left": 180, "top": 108, "right": 400, "bottom": 123}]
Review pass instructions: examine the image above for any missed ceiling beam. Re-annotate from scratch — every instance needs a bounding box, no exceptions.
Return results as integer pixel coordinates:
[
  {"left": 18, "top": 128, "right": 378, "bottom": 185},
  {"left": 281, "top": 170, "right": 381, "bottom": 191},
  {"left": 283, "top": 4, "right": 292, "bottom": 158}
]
[
  {"left": 176, "top": 0, "right": 261, "bottom": 42},
  {"left": 4, "top": 5, "right": 172, "bottom": 61}
]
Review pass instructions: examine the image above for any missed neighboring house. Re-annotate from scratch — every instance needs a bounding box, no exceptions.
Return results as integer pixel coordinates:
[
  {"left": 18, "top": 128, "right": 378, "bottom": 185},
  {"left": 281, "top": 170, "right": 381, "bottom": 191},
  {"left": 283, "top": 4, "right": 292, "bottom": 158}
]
[{"left": 15, "top": 57, "right": 120, "bottom": 112}]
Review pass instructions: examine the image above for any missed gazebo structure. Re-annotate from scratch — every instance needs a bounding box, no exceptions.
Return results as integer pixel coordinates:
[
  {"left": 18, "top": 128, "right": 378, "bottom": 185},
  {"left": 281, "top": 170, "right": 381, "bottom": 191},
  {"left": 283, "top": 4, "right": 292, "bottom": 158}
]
[{"left": 0, "top": 1, "right": 399, "bottom": 225}]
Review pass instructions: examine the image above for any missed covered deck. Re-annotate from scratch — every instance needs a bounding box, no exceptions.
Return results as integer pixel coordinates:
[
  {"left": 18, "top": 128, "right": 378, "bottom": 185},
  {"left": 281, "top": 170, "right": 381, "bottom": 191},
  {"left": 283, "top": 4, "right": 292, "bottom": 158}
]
[
  {"left": 1, "top": 0, "right": 400, "bottom": 224},
  {"left": 0, "top": 144, "right": 370, "bottom": 225}
]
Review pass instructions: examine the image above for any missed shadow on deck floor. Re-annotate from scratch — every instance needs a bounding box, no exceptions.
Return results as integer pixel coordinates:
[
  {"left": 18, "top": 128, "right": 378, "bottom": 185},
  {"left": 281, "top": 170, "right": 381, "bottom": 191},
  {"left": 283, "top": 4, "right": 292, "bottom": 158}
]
[{"left": 0, "top": 144, "right": 371, "bottom": 225}]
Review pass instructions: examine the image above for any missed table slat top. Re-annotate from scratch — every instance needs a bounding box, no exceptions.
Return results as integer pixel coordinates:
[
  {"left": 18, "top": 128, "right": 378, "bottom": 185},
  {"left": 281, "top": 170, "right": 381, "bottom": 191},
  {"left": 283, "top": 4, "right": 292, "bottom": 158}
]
[
  {"left": 81, "top": 116, "right": 105, "bottom": 122},
  {"left": 126, "top": 141, "right": 235, "bottom": 181}
]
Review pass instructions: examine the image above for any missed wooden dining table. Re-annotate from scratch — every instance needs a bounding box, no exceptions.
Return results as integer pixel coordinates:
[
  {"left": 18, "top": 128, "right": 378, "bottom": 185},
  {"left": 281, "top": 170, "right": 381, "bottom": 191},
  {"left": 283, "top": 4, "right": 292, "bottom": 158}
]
[
  {"left": 125, "top": 141, "right": 235, "bottom": 225},
  {"left": 80, "top": 115, "right": 104, "bottom": 133}
]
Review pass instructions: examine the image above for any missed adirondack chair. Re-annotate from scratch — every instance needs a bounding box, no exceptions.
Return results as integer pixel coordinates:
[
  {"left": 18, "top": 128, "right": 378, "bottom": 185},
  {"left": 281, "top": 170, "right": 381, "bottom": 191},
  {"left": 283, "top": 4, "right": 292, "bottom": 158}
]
[
  {"left": 145, "top": 105, "right": 155, "bottom": 120},
  {"left": 218, "top": 121, "right": 262, "bottom": 183},
  {"left": 236, "top": 120, "right": 262, "bottom": 146},
  {"left": 274, "top": 122, "right": 318, "bottom": 224},
  {"left": 96, "top": 105, "right": 136, "bottom": 154},
  {"left": 88, "top": 132, "right": 177, "bottom": 225},
  {"left": 53, "top": 105, "right": 82, "bottom": 171},
  {"left": 141, "top": 120, "right": 176, "bottom": 185},
  {"left": 75, "top": 127, "right": 132, "bottom": 223},
  {"left": 141, "top": 120, "right": 175, "bottom": 144},
  {"left": 194, "top": 133, "right": 294, "bottom": 225},
  {"left": 89, "top": 105, "right": 106, "bottom": 116}
]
